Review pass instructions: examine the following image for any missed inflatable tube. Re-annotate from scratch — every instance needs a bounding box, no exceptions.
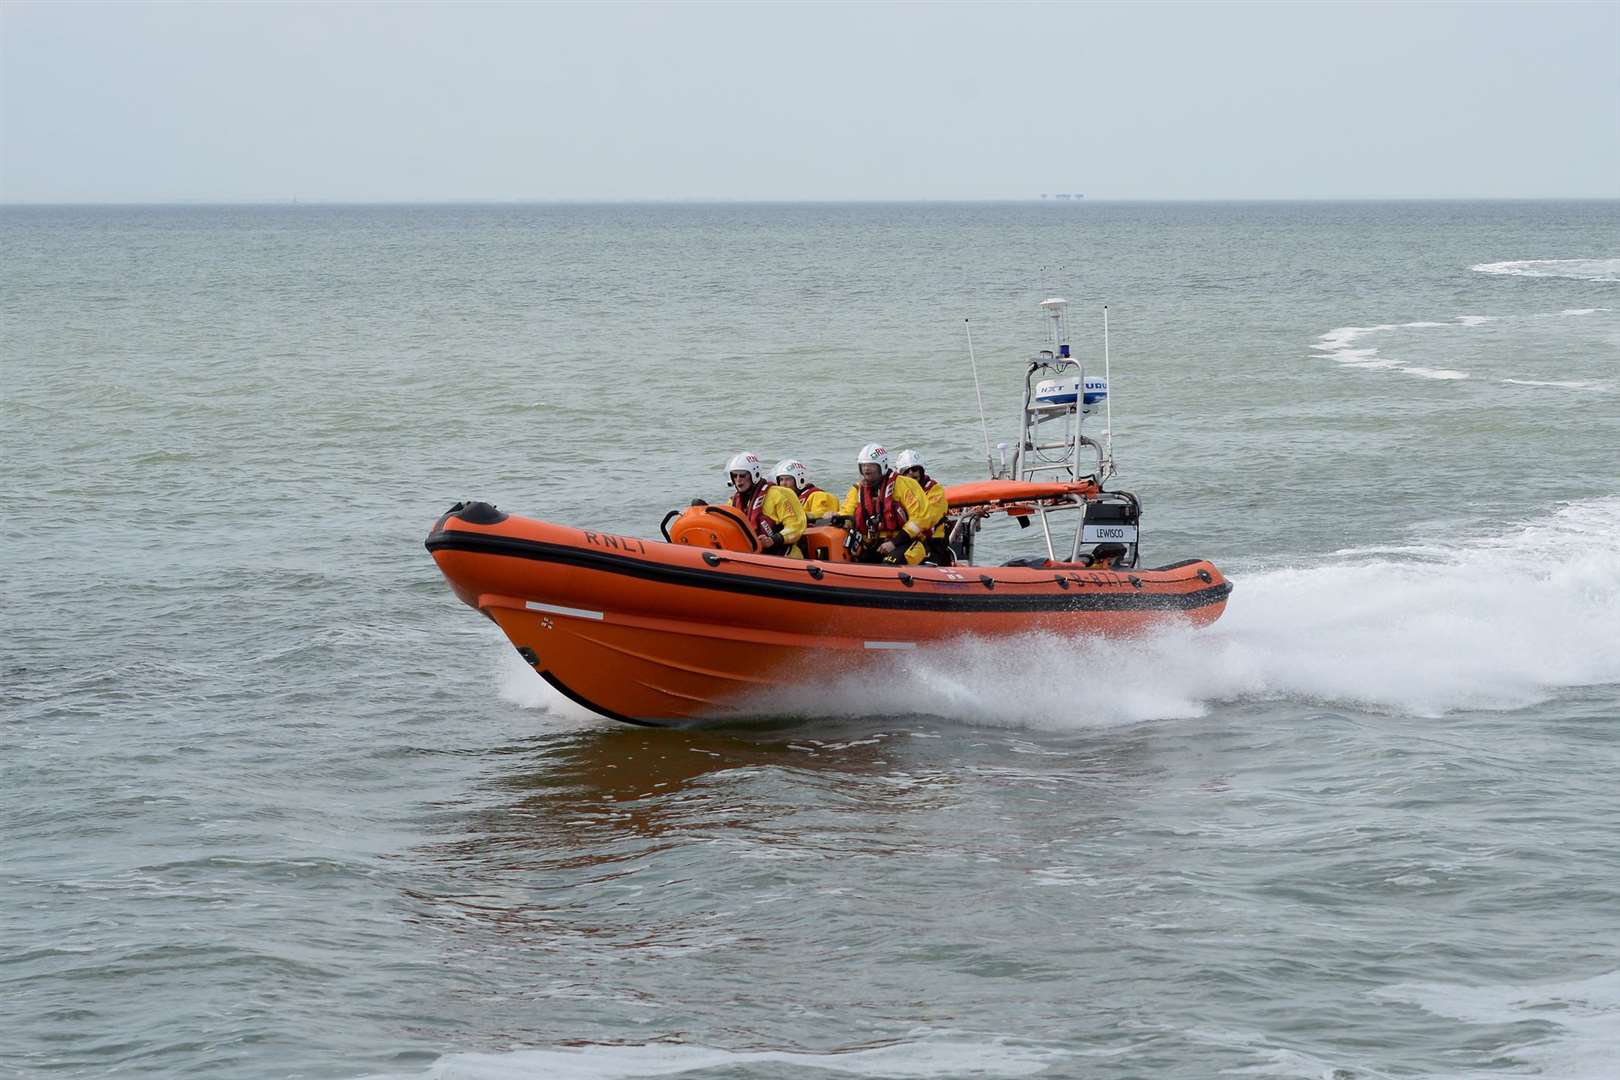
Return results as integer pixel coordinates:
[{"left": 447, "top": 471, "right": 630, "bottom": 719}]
[
  {"left": 426, "top": 501, "right": 1231, "bottom": 726},
  {"left": 943, "top": 479, "right": 1100, "bottom": 508}
]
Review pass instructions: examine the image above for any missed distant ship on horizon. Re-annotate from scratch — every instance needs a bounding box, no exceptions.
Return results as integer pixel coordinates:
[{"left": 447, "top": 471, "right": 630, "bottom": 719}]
[{"left": 1039, "top": 193, "right": 1084, "bottom": 200}]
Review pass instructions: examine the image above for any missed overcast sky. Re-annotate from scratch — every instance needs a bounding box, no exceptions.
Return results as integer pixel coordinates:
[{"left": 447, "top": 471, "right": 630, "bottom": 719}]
[{"left": 2, "top": 1, "right": 1615, "bottom": 202}]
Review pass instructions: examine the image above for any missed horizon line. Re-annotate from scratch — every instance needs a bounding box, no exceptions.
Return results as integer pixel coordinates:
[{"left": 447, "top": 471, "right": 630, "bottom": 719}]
[{"left": 4, "top": 195, "right": 1619, "bottom": 208}]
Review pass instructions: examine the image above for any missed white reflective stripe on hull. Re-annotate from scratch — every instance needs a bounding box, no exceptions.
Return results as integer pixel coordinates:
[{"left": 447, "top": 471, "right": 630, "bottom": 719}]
[
  {"left": 525, "top": 600, "right": 605, "bottom": 621},
  {"left": 863, "top": 641, "right": 917, "bottom": 650}
]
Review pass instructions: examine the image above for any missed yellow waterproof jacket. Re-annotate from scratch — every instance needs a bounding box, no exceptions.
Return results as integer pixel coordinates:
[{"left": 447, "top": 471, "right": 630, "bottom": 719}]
[
  {"left": 839, "top": 473, "right": 931, "bottom": 564},
  {"left": 916, "top": 477, "right": 949, "bottom": 539},
  {"left": 732, "top": 483, "right": 807, "bottom": 556},
  {"left": 797, "top": 486, "right": 841, "bottom": 521}
]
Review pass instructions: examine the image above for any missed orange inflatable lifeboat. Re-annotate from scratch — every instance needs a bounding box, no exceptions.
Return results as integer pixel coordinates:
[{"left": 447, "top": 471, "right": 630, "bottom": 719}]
[
  {"left": 426, "top": 297, "right": 1233, "bottom": 726},
  {"left": 425, "top": 480, "right": 1231, "bottom": 727}
]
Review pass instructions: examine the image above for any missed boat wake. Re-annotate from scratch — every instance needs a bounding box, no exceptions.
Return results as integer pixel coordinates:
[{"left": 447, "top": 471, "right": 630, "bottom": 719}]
[
  {"left": 1375, "top": 968, "right": 1620, "bottom": 1080},
  {"left": 1471, "top": 258, "right": 1620, "bottom": 282},
  {"left": 497, "top": 497, "right": 1620, "bottom": 730}
]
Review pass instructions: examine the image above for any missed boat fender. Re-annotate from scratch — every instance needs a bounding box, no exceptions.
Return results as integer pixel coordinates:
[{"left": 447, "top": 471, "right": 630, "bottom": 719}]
[{"left": 456, "top": 501, "right": 507, "bottom": 525}]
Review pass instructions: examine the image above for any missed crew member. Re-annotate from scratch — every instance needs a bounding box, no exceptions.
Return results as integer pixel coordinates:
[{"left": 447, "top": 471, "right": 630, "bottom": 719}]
[
  {"left": 839, "top": 443, "right": 930, "bottom": 565},
  {"left": 894, "top": 448, "right": 953, "bottom": 564},
  {"left": 725, "top": 451, "right": 807, "bottom": 557},
  {"left": 773, "top": 459, "right": 840, "bottom": 522}
]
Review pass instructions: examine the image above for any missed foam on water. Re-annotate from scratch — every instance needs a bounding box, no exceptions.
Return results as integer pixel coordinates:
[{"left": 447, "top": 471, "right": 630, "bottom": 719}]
[
  {"left": 876, "top": 496, "right": 1620, "bottom": 725},
  {"left": 1312, "top": 308, "right": 1610, "bottom": 385},
  {"left": 496, "top": 648, "right": 605, "bottom": 723},
  {"left": 1310, "top": 321, "right": 1470, "bottom": 380},
  {"left": 499, "top": 497, "right": 1620, "bottom": 728},
  {"left": 1376, "top": 969, "right": 1620, "bottom": 1079},
  {"left": 366, "top": 1034, "right": 1069, "bottom": 1080},
  {"left": 1471, "top": 258, "right": 1620, "bottom": 282},
  {"left": 1502, "top": 377, "right": 1613, "bottom": 392}
]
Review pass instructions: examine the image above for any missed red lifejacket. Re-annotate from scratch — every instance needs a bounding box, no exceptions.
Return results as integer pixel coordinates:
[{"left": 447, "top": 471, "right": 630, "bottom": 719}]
[
  {"left": 853, "top": 475, "right": 907, "bottom": 535},
  {"left": 798, "top": 483, "right": 825, "bottom": 504},
  {"left": 730, "top": 482, "right": 771, "bottom": 531}
]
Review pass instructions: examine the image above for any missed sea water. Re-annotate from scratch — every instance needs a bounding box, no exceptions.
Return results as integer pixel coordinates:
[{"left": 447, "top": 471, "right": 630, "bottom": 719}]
[{"left": 3, "top": 201, "right": 1618, "bottom": 1078}]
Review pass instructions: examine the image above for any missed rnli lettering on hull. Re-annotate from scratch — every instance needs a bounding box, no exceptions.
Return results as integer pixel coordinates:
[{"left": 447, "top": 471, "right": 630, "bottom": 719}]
[{"left": 582, "top": 531, "right": 647, "bottom": 554}]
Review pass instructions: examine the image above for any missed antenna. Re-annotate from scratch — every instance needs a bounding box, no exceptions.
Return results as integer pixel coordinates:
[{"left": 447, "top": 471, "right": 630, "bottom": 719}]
[
  {"left": 964, "top": 319, "right": 995, "bottom": 477},
  {"left": 1102, "top": 304, "right": 1114, "bottom": 478},
  {"left": 1039, "top": 296, "right": 1070, "bottom": 357}
]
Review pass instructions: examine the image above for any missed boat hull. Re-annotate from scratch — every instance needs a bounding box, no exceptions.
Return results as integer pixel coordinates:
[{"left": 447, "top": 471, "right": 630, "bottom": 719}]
[{"left": 426, "top": 503, "right": 1232, "bottom": 725}]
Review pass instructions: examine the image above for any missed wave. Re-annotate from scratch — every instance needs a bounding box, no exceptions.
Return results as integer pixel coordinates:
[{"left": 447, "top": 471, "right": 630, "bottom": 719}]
[
  {"left": 1502, "top": 377, "right": 1613, "bottom": 392},
  {"left": 500, "top": 497, "right": 1620, "bottom": 729},
  {"left": 1312, "top": 308, "right": 1608, "bottom": 384},
  {"left": 1375, "top": 969, "right": 1620, "bottom": 1080},
  {"left": 1311, "top": 321, "right": 1471, "bottom": 380},
  {"left": 1471, "top": 258, "right": 1620, "bottom": 283},
  {"left": 363, "top": 1034, "right": 1070, "bottom": 1079}
]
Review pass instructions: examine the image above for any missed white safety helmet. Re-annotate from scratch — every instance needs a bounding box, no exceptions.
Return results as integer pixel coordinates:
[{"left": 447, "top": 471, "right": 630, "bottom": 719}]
[
  {"left": 855, "top": 442, "right": 891, "bottom": 473},
  {"left": 725, "top": 451, "right": 764, "bottom": 486},
  {"left": 894, "top": 449, "right": 926, "bottom": 474},
  {"left": 773, "top": 459, "right": 808, "bottom": 488}
]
